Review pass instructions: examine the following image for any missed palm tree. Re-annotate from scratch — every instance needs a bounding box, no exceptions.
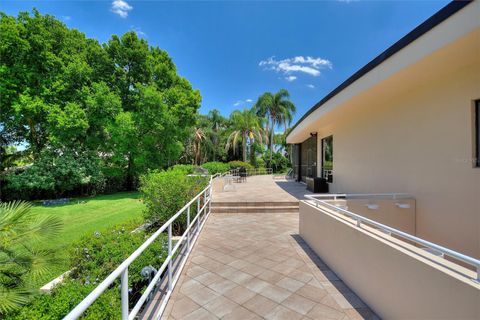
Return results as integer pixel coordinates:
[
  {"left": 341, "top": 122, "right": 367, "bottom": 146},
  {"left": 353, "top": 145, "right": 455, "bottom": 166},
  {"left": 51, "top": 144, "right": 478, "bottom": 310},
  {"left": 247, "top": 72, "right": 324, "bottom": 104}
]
[
  {"left": 191, "top": 127, "right": 206, "bottom": 165},
  {"left": 254, "top": 89, "right": 296, "bottom": 164},
  {"left": 0, "top": 201, "right": 62, "bottom": 315},
  {"left": 207, "top": 109, "right": 225, "bottom": 161},
  {"left": 225, "top": 108, "right": 265, "bottom": 162}
]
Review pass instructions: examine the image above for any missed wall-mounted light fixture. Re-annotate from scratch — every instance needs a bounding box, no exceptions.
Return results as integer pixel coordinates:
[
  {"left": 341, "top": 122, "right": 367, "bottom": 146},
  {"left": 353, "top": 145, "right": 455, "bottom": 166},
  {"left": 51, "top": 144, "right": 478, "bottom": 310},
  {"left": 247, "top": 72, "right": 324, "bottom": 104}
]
[
  {"left": 366, "top": 204, "right": 379, "bottom": 210},
  {"left": 395, "top": 203, "right": 410, "bottom": 209}
]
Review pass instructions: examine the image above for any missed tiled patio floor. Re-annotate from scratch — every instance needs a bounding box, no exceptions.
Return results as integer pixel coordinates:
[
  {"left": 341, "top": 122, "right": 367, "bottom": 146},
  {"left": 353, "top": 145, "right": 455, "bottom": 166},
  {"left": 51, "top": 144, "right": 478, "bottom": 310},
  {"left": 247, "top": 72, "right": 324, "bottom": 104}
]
[
  {"left": 212, "top": 175, "right": 313, "bottom": 202},
  {"left": 161, "top": 211, "right": 379, "bottom": 320}
]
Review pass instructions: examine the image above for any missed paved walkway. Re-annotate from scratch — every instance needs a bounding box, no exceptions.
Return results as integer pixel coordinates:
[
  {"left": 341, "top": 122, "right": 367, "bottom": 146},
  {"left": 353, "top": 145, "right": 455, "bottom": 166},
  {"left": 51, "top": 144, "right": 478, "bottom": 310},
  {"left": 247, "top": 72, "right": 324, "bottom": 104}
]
[
  {"left": 161, "top": 211, "right": 378, "bottom": 320},
  {"left": 212, "top": 175, "right": 313, "bottom": 202}
]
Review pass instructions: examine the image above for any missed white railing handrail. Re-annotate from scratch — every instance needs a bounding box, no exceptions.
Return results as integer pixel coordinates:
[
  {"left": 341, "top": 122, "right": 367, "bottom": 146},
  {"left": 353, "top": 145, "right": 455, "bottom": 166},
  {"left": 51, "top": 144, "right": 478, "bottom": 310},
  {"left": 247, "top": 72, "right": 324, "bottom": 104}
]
[
  {"left": 309, "top": 193, "right": 412, "bottom": 200},
  {"left": 64, "top": 173, "right": 224, "bottom": 320},
  {"left": 305, "top": 194, "right": 480, "bottom": 281}
]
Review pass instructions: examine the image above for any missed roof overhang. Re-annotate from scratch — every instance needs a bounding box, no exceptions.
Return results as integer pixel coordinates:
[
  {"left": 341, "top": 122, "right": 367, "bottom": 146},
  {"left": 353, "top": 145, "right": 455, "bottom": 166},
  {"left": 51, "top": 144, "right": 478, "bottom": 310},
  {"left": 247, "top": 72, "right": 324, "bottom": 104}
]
[{"left": 287, "top": 1, "right": 479, "bottom": 144}]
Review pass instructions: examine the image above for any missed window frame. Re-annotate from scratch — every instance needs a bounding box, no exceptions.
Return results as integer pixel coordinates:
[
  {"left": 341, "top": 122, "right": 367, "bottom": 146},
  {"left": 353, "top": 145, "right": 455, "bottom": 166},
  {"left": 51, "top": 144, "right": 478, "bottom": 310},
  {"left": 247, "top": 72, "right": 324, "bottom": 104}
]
[
  {"left": 321, "top": 135, "right": 333, "bottom": 182},
  {"left": 475, "top": 100, "right": 479, "bottom": 167}
]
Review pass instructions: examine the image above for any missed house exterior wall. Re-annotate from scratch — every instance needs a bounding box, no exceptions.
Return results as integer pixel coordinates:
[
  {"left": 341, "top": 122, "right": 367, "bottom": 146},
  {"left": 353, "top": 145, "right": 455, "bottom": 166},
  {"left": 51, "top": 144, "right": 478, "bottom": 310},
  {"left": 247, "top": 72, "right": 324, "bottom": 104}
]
[
  {"left": 314, "top": 59, "right": 480, "bottom": 258},
  {"left": 299, "top": 201, "right": 480, "bottom": 319}
]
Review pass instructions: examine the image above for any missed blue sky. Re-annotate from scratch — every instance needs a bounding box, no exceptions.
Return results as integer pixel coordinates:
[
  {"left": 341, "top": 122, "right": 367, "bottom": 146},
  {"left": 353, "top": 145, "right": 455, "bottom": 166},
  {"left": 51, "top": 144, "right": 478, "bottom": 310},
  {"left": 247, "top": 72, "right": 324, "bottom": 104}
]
[{"left": 2, "top": 0, "right": 450, "bottom": 126}]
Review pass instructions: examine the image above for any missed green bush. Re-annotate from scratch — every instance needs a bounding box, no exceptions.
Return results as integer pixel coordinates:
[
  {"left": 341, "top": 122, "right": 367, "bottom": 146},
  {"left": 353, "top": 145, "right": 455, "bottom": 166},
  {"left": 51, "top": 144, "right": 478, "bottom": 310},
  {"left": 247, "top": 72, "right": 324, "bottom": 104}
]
[
  {"left": 227, "top": 160, "right": 254, "bottom": 170},
  {"left": 201, "top": 162, "right": 229, "bottom": 174},
  {"left": 263, "top": 152, "right": 290, "bottom": 173},
  {"left": 3, "top": 149, "right": 105, "bottom": 201},
  {"left": 171, "top": 164, "right": 196, "bottom": 174},
  {"left": 255, "top": 157, "right": 266, "bottom": 169},
  {"left": 6, "top": 221, "right": 167, "bottom": 320},
  {"left": 140, "top": 170, "right": 208, "bottom": 234},
  {"left": 6, "top": 280, "right": 120, "bottom": 320},
  {"left": 69, "top": 221, "right": 167, "bottom": 289}
]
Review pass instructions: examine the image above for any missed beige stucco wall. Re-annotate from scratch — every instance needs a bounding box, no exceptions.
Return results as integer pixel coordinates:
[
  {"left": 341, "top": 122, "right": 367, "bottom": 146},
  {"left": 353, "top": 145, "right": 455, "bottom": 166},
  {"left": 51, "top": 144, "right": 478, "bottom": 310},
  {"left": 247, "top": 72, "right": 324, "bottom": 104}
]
[
  {"left": 300, "top": 201, "right": 480, "bottom": 319},
  {"left": 344, "top": 198, "right": 416, "bottom": 235},
  {"left": 295, "top": 27, "right": 480, "bottom": 259},
  {"left": 320, "top": 55, "right": 479, "bottom": 258}
]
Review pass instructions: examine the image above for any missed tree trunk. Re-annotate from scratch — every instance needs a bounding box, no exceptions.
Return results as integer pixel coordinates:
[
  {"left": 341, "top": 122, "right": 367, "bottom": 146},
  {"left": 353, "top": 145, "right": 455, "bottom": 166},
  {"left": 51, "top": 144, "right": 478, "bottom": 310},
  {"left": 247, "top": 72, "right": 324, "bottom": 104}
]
[
  {"left": 126, "top": 153, "right": 134, "bottom": 190},
  {"left": 270, "top": 117, "right": 274, "bottom": 165},
  {"left": 242, "top": 133, "right": 247, "bottom": 162}
]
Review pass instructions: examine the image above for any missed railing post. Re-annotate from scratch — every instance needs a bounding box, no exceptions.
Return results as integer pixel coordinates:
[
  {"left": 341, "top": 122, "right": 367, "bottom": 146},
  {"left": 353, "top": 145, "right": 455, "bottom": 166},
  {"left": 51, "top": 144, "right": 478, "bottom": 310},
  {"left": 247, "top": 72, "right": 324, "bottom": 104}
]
[
  {"left": 356, "top": 218, "right": 361, "bottom": 227},
  {"left": 208, "top": 185, "right": 212, "bottom": 214},
  {"left": 121, "top": 268, "right": 129, "bottom": 320},
  {"left": 187, "top": 206, "right": 191, "bottom": 252},
  {"left": 197, "top": 197, "right": 201, "bottom": 232},
  {"left": 168, "top": 224, "right": 172, "bottom": 292},
  {"left": 477, "top": 266, "right": 480, "bottom": 282}
]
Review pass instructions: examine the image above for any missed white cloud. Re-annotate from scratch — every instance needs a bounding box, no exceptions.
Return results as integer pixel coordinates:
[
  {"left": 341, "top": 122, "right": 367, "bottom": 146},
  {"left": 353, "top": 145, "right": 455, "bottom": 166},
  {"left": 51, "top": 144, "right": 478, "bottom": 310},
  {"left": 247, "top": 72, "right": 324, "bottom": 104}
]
[
  {"left": 233, "top": 99, "right": 254, "bottom": 107},
  {"left": 111, "top": 0, "right": 133, "bottom": 18},
  {"left": 307, "top": 84, "right": 315, "bottom": 89},
  {"left": 130, "top": 26, "right": 147, "bottom": 38},
  {"left": 62, "top": 16, "right": 71, "bottom": 21},
  {"left": 285, "top": 75, "right": 297, "bottom": 82},
  {"left": 259, "top": 56, "right": 332, "bottom": 78}
]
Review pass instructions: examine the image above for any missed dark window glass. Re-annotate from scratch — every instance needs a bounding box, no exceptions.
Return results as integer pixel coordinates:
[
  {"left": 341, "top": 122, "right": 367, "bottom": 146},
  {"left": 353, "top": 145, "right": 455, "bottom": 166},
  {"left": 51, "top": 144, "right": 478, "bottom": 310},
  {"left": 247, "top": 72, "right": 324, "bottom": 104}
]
[
  {"left": 299, "top": 135, "right": 317, "bottom": 182},
  {"left": 322, "top": 136, "right": 333, "bottom": 182}
]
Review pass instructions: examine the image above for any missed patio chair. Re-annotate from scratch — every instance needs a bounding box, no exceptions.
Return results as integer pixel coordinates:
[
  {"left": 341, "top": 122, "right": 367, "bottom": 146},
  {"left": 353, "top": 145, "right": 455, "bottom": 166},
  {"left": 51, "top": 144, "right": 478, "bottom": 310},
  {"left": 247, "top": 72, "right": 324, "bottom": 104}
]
[{"left": 238, "top": 167, "right": 247, "bottom": 183}]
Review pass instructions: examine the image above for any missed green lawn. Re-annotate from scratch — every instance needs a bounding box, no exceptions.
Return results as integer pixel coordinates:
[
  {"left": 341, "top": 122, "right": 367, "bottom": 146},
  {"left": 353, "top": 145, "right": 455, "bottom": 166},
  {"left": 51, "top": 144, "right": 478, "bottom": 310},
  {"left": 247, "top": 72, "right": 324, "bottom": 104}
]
[{"left": 30, "top": 192, "right": 145, "bottom": 287}]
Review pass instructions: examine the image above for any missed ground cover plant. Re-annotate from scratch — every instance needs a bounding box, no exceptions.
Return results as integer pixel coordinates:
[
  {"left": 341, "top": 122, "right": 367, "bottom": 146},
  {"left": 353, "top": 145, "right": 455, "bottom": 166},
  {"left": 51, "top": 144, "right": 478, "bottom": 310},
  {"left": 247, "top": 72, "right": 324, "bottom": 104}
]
[{"left": 5, "top": 221, "right": 167, "bottom": 320}]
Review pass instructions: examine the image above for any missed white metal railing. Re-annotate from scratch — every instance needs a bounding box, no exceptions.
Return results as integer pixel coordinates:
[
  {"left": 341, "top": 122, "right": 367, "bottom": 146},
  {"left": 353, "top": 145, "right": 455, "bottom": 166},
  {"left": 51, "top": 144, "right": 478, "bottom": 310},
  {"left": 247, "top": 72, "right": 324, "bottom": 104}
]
[
  {"left": 64, "top": 173, "right": 222, "bottom": 320},
  {"left": 305, "top": 193, "right": 480, "bottom": 282},
  {"left": 229, "top": 167, "right": 273, "bottom": 176},
  {"left": 246, "top": 167, "right": 272, "bottom": 176}
]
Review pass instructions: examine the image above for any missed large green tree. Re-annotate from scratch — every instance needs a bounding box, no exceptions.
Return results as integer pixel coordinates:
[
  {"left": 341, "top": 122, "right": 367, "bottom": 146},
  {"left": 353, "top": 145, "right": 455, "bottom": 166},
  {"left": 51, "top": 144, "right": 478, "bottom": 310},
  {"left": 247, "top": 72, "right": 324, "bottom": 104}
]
[{"left": 0, "top": 10, "right": 201, "bottom": 196}]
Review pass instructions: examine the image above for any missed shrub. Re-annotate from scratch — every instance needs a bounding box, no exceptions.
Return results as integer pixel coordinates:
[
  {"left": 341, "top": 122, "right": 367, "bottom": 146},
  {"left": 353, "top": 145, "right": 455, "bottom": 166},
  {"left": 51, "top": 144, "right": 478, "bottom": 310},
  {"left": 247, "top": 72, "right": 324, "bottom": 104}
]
[
  {"left": 69, "top": 221, "right": 167, "bottom": 290},
  {"left": 227, "top": 160, "right": 254, "bottom": 170},
  {"left": 6, "top": 280, "right": 120, "bottom": 320},
  {"left": 3, "top": 149, "right": 105, "bottom": 201},
  {"left": 255, "top": 157, "right": 266, "bottom": 169},
  {"left": 263, "top": 152, "right": 290, "bottom": 173},
  {"left": 6, "top": 221, "right": 168, "bottom": 320},
  {"left": 171, "top": 164, "right": 196, "bottom": 174},
  {"left": 200, "top": 162, "right": 229, "bottom": 174},
  {"left": 140, "top": 170, "right": 208, "bottom": 234}
]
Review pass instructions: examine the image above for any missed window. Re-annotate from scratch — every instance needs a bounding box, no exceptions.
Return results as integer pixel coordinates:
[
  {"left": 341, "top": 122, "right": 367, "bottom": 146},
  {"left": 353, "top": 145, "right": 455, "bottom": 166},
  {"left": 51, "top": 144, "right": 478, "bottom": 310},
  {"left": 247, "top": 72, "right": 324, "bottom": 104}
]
[
  {"left": 298, "top": 135, "right": 317, "bottom": 182},
  {"left": 476, "top": 100, "right": 479, "bottom": 167},
  {"left": 322, "top": 135, "right": 333, "bottom": 182}
]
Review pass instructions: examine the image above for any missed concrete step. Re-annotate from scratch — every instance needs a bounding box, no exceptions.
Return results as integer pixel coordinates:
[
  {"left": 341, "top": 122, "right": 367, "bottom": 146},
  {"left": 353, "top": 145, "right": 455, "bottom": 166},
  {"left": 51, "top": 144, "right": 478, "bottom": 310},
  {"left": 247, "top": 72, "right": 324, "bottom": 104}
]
[{"left": 210, "top": 206, "right": 299, "bottom": 213}]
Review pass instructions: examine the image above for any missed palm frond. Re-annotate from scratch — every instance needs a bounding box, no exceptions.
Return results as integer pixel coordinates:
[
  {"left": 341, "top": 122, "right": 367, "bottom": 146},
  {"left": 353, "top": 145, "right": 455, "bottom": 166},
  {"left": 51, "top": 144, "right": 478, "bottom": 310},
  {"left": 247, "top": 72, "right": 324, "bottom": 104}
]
[{"left": 0, "top": 287, "right": 32, "bottom": 315}]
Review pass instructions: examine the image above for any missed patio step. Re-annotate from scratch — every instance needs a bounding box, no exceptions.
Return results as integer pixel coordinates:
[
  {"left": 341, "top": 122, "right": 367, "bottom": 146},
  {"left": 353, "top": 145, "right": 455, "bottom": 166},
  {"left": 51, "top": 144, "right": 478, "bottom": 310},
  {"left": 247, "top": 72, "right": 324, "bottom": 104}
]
[{"left": 210, "top": 201, "right": 299, "bottom": 214}]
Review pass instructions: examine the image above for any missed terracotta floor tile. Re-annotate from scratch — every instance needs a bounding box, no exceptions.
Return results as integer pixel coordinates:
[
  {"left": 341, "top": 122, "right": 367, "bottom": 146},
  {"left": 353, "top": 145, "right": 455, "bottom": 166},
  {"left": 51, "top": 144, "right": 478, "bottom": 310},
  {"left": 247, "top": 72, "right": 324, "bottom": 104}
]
[
  {"left": 276, "top": 277, "right": 305, "bottom": 292},
  {"left": 170, "top": 296, "right": 201, "bottom": 319},
  {"left": 203, "top": 295, "right": 238, "bottom": 318},
  {"left": 243, "top": 294, "right": 278, "bottom": 317},
  {"left": 182, "top": 307, "right": 218, "bottom": 320},
  {"left": 282, "top": 293, "right": 317, "bottom": 315},
  {"left": 265, "top": 305, "right": 304, "bottom": 320},
  {"left": 159, "top": 191, "right": 375, "bottom": 320},
  {"left": 258, "top": 284, "right": 292, "bottom": 303}
]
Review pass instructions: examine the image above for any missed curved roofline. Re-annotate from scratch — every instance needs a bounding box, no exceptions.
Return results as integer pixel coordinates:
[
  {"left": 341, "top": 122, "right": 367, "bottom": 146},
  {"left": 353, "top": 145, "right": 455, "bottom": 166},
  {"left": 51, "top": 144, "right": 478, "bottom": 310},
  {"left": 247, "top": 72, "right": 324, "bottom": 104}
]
[{"left": 287, "top": 0, "right": 472, "bottom": 140}]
